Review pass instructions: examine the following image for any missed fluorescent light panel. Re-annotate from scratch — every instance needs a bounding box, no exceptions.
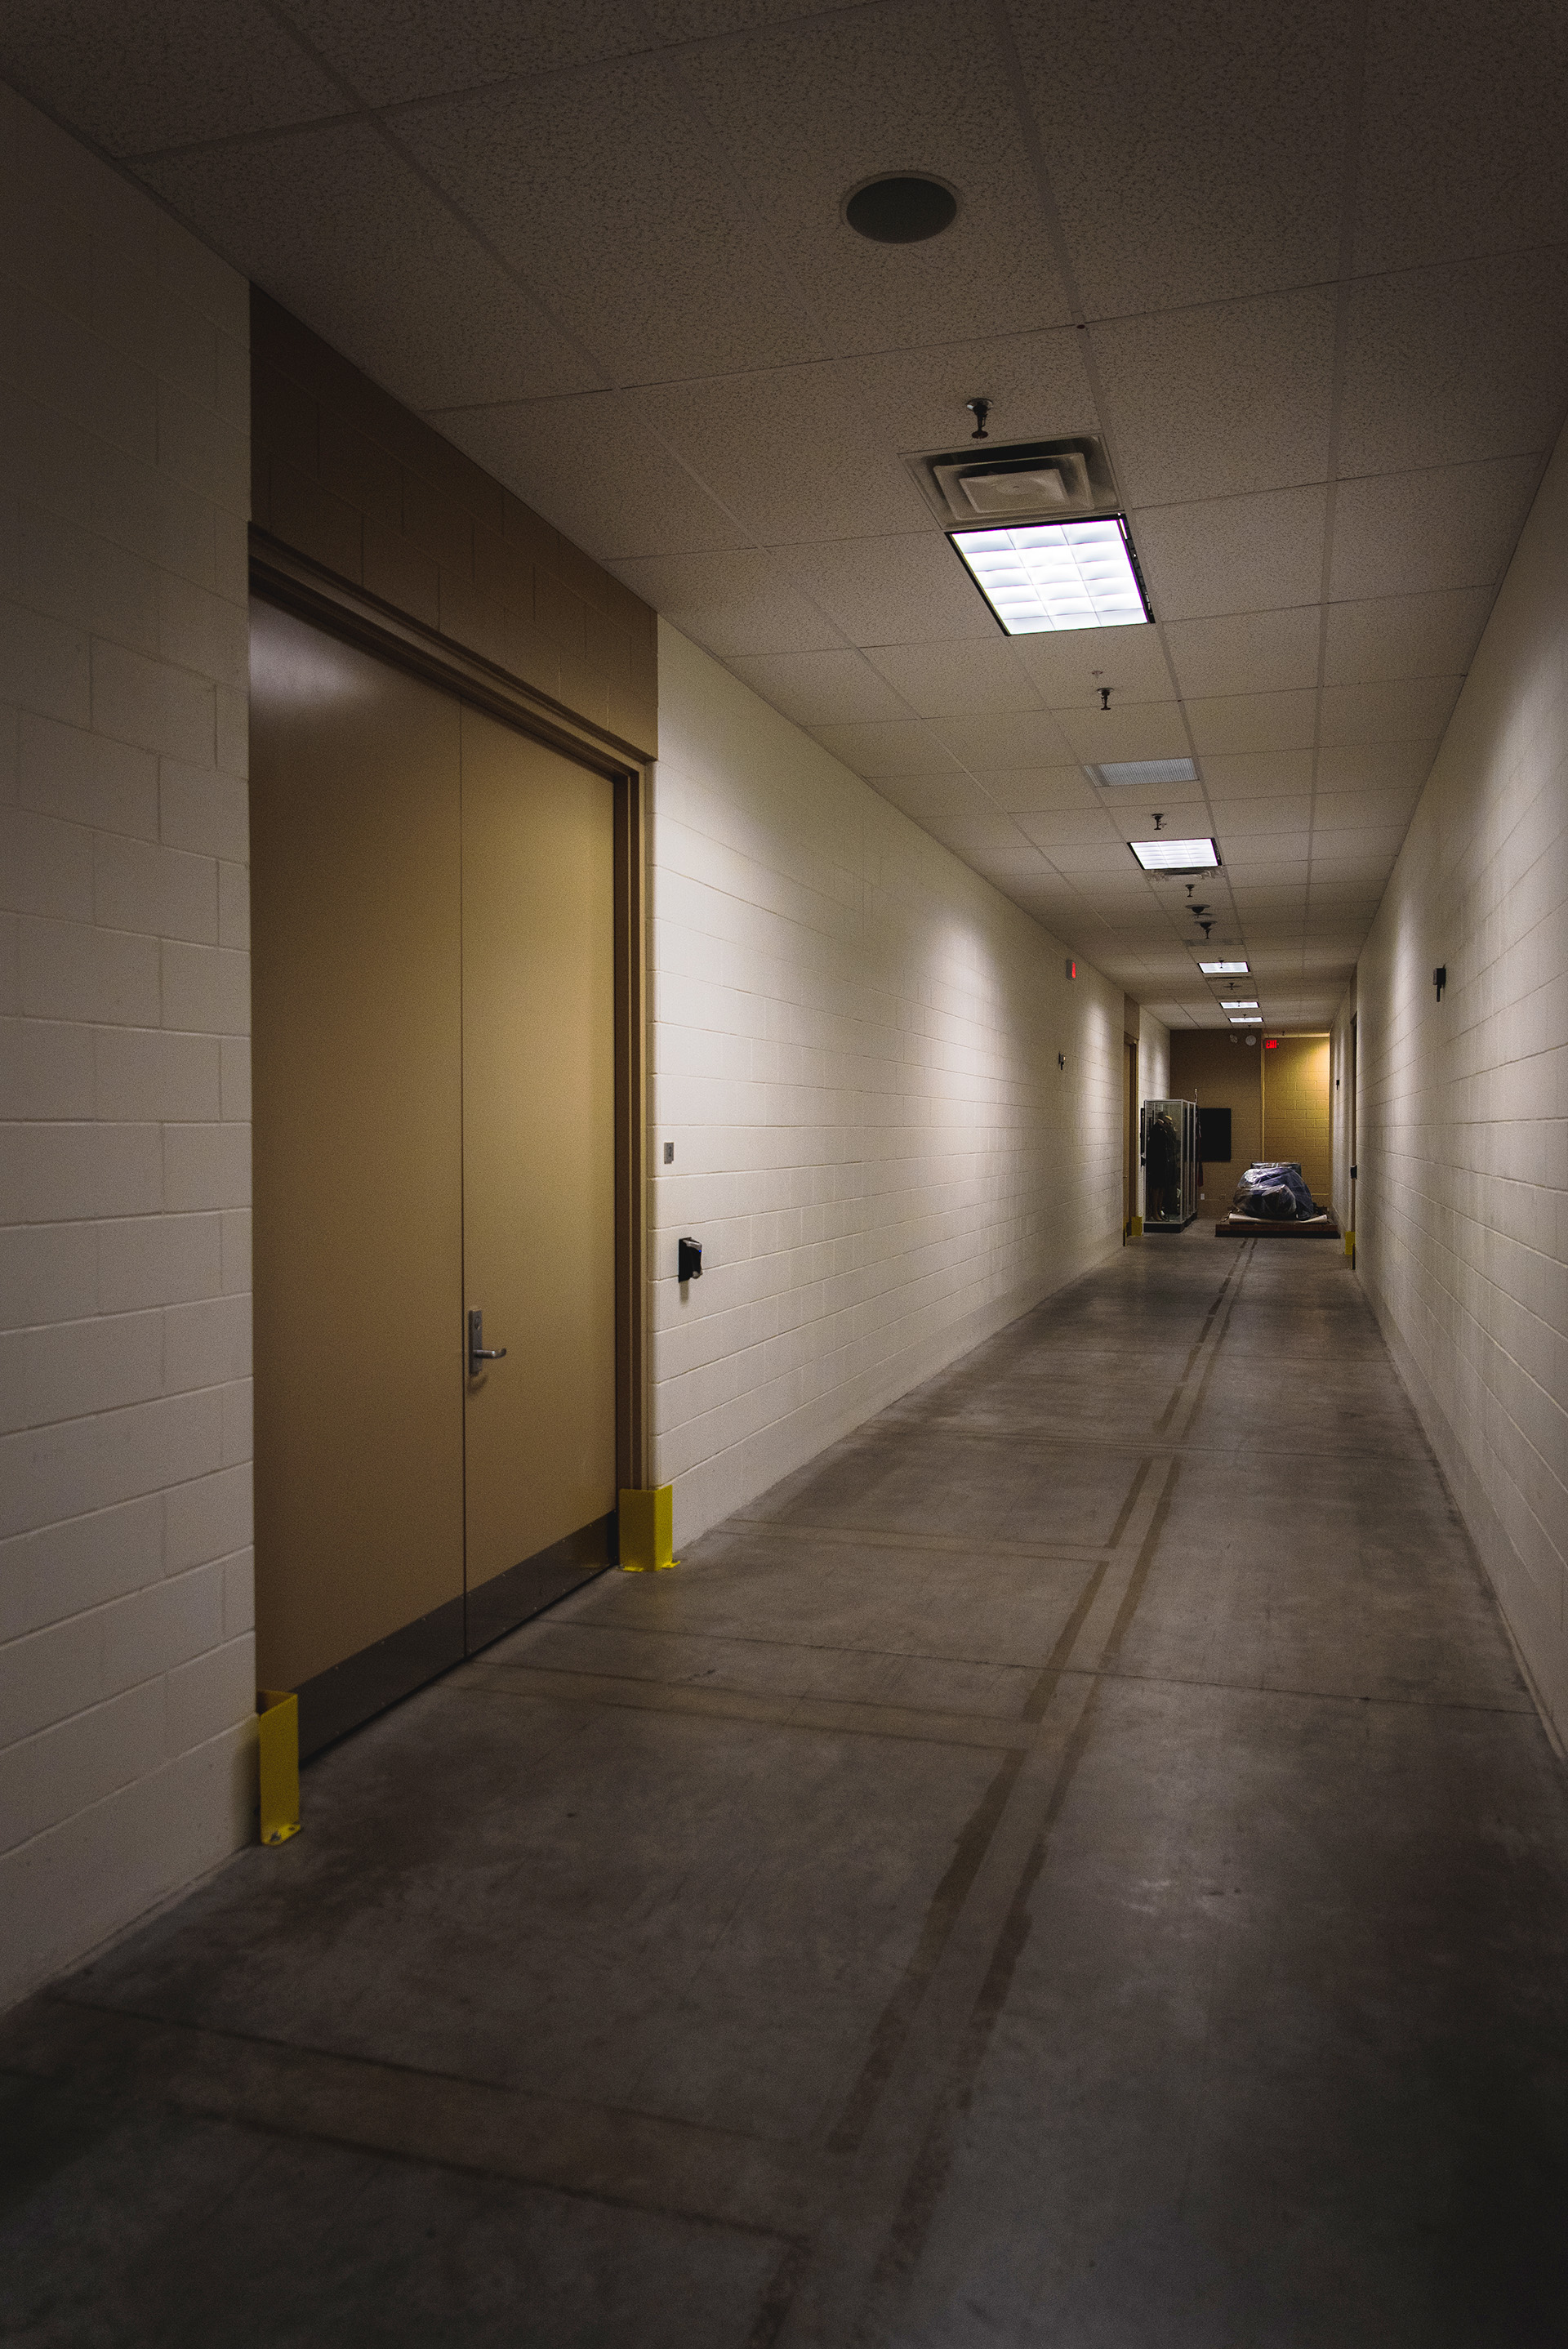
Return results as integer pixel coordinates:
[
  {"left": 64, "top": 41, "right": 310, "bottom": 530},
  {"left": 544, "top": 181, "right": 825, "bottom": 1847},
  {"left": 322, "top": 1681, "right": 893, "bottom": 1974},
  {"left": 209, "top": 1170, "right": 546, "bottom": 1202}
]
[
  {"left": 1089, "top": 756, "right": 1196, "bottom": 787},
  {"left": 1200, "top": 960, "right": 1249, "bottom": 974},
  {"left": 1223, "top": 998, "right": 1259, "bottom": 1009},
  {"left": 1230, "top": 1016, "right": 1263, "bottom": 1026},
  {"left": 952, "top": 517, "right": 1150, "bottom": 635},
  {"left": 1129, "top": 836, "right": 1219, "bottom": 872}
]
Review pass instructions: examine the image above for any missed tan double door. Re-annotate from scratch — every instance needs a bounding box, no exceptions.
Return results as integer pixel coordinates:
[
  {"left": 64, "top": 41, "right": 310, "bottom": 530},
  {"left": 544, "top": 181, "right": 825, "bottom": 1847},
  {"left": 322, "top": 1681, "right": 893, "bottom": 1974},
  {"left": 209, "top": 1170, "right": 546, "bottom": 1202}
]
[{"left": 251, "top": 603, "right": 616, "bottom": 1726}]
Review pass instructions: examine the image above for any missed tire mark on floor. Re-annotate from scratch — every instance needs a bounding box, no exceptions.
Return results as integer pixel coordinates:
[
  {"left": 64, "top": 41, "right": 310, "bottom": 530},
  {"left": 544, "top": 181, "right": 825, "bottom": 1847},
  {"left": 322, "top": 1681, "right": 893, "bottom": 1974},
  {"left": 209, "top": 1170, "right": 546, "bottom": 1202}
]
[
  {"left": 1154, "top": 1246, "right": 1250, "bottom": 1433},
  {"left": 824, "top": 1552, "right": 1112, "bottom": 2157},
  {"left": 849, "top": 1463, "right": 1184, "bottom": 2343}
]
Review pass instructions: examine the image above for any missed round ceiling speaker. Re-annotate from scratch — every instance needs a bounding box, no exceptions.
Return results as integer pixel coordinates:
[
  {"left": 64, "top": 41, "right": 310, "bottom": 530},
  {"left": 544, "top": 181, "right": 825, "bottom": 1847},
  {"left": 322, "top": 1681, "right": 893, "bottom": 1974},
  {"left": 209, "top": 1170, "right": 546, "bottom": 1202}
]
[{"left": 843, "top": 175, "right": 958, "bottom": 244}]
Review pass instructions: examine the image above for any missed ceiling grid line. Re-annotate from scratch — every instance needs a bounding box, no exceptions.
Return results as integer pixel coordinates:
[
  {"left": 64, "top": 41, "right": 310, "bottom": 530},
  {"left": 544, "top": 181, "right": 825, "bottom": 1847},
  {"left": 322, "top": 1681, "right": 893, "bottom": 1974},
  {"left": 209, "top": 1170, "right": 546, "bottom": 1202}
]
[
  {"left": 1303, "top": 0, "right": 1371, "bottom": 1017},
  {"left": 984, "top": 0, "right": 1243, "bottom": 1016}
]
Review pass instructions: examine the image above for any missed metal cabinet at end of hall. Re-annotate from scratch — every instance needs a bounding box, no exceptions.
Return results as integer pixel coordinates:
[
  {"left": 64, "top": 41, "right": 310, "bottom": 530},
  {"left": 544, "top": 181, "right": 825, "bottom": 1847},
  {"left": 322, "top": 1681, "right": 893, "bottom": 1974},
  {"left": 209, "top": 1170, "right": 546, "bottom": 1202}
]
[{"left": 1140, "top": 1098, "right": 1199, "bottom": 1231}]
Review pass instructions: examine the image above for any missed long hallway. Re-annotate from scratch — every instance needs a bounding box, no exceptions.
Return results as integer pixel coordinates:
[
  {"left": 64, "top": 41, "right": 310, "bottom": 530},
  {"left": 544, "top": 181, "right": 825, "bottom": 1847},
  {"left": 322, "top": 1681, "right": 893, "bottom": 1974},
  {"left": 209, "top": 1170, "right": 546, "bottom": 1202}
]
[{"left": 5, "top": 1234, "right": 1567, "bottom": 2346}]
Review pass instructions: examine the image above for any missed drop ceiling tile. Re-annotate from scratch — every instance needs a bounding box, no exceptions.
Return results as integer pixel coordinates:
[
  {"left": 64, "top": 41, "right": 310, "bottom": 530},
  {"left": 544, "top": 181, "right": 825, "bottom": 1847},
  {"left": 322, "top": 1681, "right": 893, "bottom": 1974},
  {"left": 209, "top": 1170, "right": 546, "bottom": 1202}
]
[
  {"left": 1317, "top": 676, "right": 1461, "bottom": 747},
  {"left": 1223, "top": 839, "right": 1312, "bottom": 869},
  {"left": 610, "top": 550, "right": 844, "bottom": 654},
  {"left": 931, "top": 711, "right": 1077, "bottom": 771},
  {"left": 922, "top": 818, "right": 1032, "bottom": 857},
  {"left": 275, "top": 0, "right": 648, "bottom": 105},
  {"left": 676, "top": 0, "right": 1072, "bottom": 355},
  {"left": 980, "top": 768, "right": 1101, "bottom": 814},
  {"left": 1092, "top": 288, "right": 1335, "bottom": 505},
  {"left": 1187, "top": 691, "right": 1318, "bottom": 756},
  {"left": 809, "top": 720, "right": 957, "bottom": 777},
  {"left": 642, "top": 363, "right": 934, "bottom": 546},
  {"left": 969, "top": 845, "right": 1051, "bottom": 872},
  {"left": 1311, "top": 826, "right": 1408, "bottom": 861},
  {"left": 1014, "top": 810, "right": 1123, "bottom": 850},
  {"left": 854, "top": 330, "right": 1098, "bottom": 455},
  {"left": 1312, "top": 788, "right": 1420, "bottom": 831},
  {"left": 1132, "top": 486, "right": 1327, "bottom": 622},
  {"left": 1165, "top": 607, "right": 1321, "bottom": 700},
  {"left": 1354, "top": 0, "right": 1568, "bottom": 274},
  {"left": 1329, "top": 457, "right": 1542, "bottom": 601},
  {"left": 0, "top": 0, "right": 341, "bottom": 154},
  {"left": 435, "top": 390, "right": 748, "bottom": 561},
  {"left": 1011, "top": 627, "right": 1176, "bottom": 710},
  {"left": 393, "top": 62, "right": 826, "bottom": 383},
  {"left": 141, "top": 122, "right": 593, "bottom": 408},
  {"left": 724, "top": 650, "right": 913, "bottom": 727},
  {"left": 1314, "top": 742, "right": 1437, "bottom": 794},
  {"left": 1054, "top": 702, "right": 1194, "bottom": 764},
  {"left": 870, "top": 776, "right": 994, "bottom": 818},
  {"left": 786, "top": 535, "right": 999, "bottom": 646},
  {"left": 1048, "top": 842, "right": 1146, "bottom": 874},
  {"left": 1092, "top": 774, "right": 1207, "bottom": 818},
  {"left": 1212, "top": 797, "right": 1314, "bottom": 837},
  {"left": 1012, "top": 0, "right": 1350, "bottom": 314},
  {"left": 862, "top": 640, "right": 1041, "bottom": 720},
  {"left": 645, "top": 0, "right": 861, "bottom": 33},
  {"left": 1323, "top": 588, "right": 1494, "bottom": 685},
  {"left": 1339, "top": 253, "right": 1568, "bottom": 481}
]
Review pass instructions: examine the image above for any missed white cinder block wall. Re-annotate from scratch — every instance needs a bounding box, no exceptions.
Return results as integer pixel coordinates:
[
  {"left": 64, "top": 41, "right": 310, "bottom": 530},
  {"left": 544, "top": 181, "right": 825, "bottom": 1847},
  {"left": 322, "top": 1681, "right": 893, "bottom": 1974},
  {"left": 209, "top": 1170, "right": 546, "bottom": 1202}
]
[
  {"left": 1345, "top": 419, "right": 1568, "bottom": 1741},
  {"left": 650, "top": 622, "right": 1138, "bottom": 1544},
  {"left": 0, "top": 87, "right": 253, "bottom": 2011}
]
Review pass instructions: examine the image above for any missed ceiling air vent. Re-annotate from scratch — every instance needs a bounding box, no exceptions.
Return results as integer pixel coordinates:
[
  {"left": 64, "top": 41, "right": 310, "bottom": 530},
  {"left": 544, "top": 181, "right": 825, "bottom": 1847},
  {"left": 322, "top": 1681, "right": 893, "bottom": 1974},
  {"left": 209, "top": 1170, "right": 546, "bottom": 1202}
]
[
  {"left": 908, "top": 435, "right": 1119, "bottom": 528},
  {"left": 1088, "top": 758, "right": 1197, "bottom": 788}
]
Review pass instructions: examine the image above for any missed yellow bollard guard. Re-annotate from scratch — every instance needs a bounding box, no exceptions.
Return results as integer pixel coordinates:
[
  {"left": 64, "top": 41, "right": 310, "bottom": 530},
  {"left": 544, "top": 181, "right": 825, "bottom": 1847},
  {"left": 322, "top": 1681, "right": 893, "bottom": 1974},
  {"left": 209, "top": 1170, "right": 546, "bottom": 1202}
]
[
  {"left": 256, "top": 1689, "right": 301, "bottom": 1844},
  {"left": 618, "top": 1485, "right": 678, "bottom": 1571}
]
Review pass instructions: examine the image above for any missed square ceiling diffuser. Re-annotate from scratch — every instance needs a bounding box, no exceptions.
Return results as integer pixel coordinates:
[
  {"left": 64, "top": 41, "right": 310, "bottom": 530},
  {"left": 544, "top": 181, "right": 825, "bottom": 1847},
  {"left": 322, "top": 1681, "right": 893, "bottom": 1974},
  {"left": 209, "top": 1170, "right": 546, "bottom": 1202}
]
[
  {"left": 952, "top": 517, "right": 1152, "bottom": 635},
  {"left": 1089, "top": 757, "right": 1196, "bottom": 787}
]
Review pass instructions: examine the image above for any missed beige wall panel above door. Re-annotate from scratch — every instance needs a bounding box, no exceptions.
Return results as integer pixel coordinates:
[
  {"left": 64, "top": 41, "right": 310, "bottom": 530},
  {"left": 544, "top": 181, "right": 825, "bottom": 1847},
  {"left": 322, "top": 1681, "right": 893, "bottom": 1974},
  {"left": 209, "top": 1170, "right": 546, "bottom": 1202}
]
[
  {"left": 461, "top": 707, "right": 617, "bottom": 1592},
  {"left": 251, "top": 602, "right": 466, "bottom": 1692}
]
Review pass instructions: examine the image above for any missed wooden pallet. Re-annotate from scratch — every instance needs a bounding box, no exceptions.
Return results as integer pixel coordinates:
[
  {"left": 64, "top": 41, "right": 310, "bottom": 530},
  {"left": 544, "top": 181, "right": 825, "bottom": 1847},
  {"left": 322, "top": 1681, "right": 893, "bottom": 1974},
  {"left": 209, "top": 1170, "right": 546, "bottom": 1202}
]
[{"left": 1214, "top": 1214, "right": 1339, "bottom": 1239}]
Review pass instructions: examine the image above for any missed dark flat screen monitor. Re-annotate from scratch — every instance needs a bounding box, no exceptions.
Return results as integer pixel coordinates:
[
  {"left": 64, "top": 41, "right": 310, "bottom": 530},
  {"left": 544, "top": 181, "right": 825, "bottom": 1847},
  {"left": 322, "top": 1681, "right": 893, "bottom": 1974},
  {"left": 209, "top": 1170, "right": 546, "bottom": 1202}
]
[{"left": 1198, "top": 1107, "right": 1232, "bottom": 1164}]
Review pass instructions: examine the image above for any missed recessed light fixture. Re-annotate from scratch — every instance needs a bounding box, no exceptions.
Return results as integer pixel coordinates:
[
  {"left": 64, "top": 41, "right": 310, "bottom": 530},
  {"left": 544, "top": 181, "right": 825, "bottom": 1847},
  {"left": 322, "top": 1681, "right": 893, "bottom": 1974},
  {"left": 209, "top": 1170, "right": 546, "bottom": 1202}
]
[
  {"left": 844, "top": 174, "right": 958, "bottom": 243},
  {"left": 1088, "top": 757, "right": 1196, "bottom": 788},
  {"left": 1230, "top": 1016, "right": 1263, "bottom": 1026},
  {"left": 952, "top": 517, "right": 1152, "bottom": 635},
  {"left": 1129, "top": 836, "right": 1220, "bottom": 873},
  {"left": 1200, "top": 960, "right": 1249, "bottom": 974},
  {"left": 1223, "top": 998, "right": 1259, "bottom": 1010}
]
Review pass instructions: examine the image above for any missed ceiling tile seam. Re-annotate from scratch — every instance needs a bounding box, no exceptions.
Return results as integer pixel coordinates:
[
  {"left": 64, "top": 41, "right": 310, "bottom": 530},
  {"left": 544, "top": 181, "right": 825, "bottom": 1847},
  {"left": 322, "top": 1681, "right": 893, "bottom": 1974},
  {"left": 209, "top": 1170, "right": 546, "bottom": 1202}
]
[
  {"left": 1041, "top": 243, "right": 1568, "bottom": 337},
  {"left": 245, "top": 0, "right": 622, "bottom": 394},
  {"left": 419, "top": 323, "right": 1111, "bottom": 408},
  {"left": 985, "top": 0, "right": 1254, "bottom": 1003},
  {"left": 623, "top": 1, "right": 840, "bottom": 366},
  {"left": 117, "top": 108, "right": 363, "bottom": 165},
  {"left": 1303, "top": 0, "right": 1370, "bottom": 1005},
  {"left": 655, "top": 0, "right": 902, "bottom": 66}
]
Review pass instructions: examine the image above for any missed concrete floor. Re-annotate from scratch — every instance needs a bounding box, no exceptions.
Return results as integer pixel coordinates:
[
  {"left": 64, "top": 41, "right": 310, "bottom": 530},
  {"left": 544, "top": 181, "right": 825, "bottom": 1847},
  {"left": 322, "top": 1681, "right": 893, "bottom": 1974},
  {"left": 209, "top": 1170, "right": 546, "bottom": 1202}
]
[{"left": 6, "top": 1232, "right": 1568, "bottom": 2346}]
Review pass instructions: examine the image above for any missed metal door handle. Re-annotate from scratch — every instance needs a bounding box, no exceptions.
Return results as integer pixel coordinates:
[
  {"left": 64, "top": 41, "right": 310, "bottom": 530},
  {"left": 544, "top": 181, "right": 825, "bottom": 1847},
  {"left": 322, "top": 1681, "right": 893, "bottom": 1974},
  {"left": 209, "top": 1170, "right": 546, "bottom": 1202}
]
[{"left": 467, "top": 1309, "right": 507, "bottom": 1374}]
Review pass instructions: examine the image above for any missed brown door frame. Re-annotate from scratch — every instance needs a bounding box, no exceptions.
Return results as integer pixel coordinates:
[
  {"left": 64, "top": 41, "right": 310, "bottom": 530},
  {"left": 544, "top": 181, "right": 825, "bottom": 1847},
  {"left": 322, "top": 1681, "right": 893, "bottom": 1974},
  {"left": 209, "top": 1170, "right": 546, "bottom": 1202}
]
[
  {"left": 1123, "top": 1032, "right": 1139, "bottom": 1237},
  {"left": 249, "top": 530, "right": 650, "bottom": 1500}
]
